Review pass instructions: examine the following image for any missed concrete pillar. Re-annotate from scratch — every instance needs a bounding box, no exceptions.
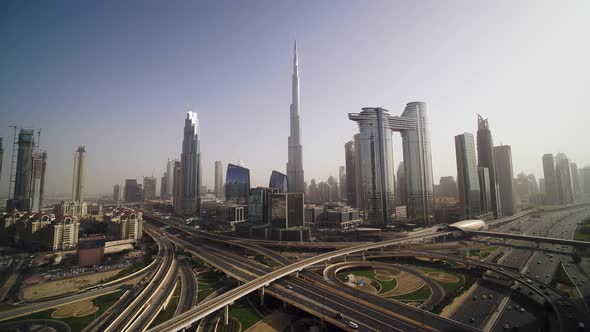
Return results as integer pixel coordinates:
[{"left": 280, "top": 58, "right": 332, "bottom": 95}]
[
  {"left": 295, "top": 271, "right": 299, "bottom": 278},
  {"left": 362, "top": 251, "right": 365, "bottom": 262},
  {"left": 260, "top": 287, "right": 265, "bottom": 306},
  {"left": 224, "top": 305, "right": 229, "bottom": 325},
  {"left": 344, "top": 255, "right": 347, "bottom": 262}
]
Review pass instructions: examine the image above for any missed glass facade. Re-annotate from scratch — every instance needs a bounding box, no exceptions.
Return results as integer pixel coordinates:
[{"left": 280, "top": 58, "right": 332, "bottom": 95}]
[
  {"left": 225, "top": 163, "right": 250, "bottom": 204},
  {"left": 248, "top": 187, "right": 276, "bottom": 224},
  {"left": 455, "top": 133, "right": 481, "bottom": 219},
  {"left": 269, "top": 171, "right": 288, "bottom": 193}
]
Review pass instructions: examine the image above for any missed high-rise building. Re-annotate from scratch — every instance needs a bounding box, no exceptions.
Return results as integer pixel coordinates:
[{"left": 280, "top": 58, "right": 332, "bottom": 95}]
[
  {"left": 580, "top": 166, "right": 590, "bottom": 195},
  {"left": 270, "top": 192, "right": 304, "bottom": 229},
  {"left": 160, "top": 176, "right": 167, "bottom": 200},
  {"left": 72, "top": 146, "right": 86, "bottom": 202},
  {"left": 455, "top": 133, "right": 481, "bottom": 219},
  {"left": 494, "top": 145, "right": 516, "bottom": 216},
  {"left": 338, "top": 166, "right": 346, "bottom": 200},
  {"left": 143, "top": 176, "right": 157, "bottom": 201},
  {"left": 555, "top": 153, "right": 574, "bottom": 204},
  {"left": 570, "top": 163, "right": 581, "bottom": 199},
  {"left": 113, "top": 184, "right": 121, "bottom": 202},
  {"left": 438, "top": 176, "right": 458, "bottom": 199},
  {"left": 396, "top": 162, "right": 406, "bottom": 206},
  {"left": 287, "top": 41, "right": 305, "bottom": 193},
  {"left": 124, "top": 179, "right": 142, "bottom": 202},
  {"left": 344, "top": 140, "right": 357, "bottom": 208},
  {"left": 478, "top": 167, "right": 492, "bottom": 214},
  {"left": 180, "top": 112, "right": 202, "bottom": 216},
  {"left": 353, "top": 134, "right": 364, "bottom": 213},
  {"left": 7, "top": 129, "right": 35, "bottom": 211},
  {"left": 30, "top": 152, "right": 47, "bottom": 212},
  {"left": 172, "top": 161, "right": 182, "bottom": 214},
  {"left": 539, "top": 178, "right": 546, "bottom": 194},
  {"left": 542, "top": 154, "right": 558, "bottom": 204},
  {"left": 166, "top": 158, "right": 175, "bottom": 199},
  {"left": 214, "top": 161, "right": 224, "bottom": 200},
  {"left": 248, "top": 187, "right": 276, "bottom": 224},
  {"left": 48, "top": 217, "right": 79, "bottom": 251},
  {"left": 225, "top": 163, "right": 250, "bottom": 204},
  {"left": 476, "top": 115, "right": 500, "bottom": 218},
  {"left": 269, "top": 171, "right": 288, "bottom": 193},
  {"left": 349, "top": 103, "right": 434, "bottom": 225}
]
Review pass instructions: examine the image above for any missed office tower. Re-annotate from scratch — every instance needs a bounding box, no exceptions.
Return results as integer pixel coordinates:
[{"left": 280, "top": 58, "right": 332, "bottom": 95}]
[
  {"left": 225, "top": 163, "right": 250, "bottom": 204},
  {"left": 527, "top": 174, "right": 540, "bottom": 194},
  {"left": 476, "top": 115, "right": 500, "bottom": 218},
  {"left": 455, "top": 133, "right": 481, "bottom": 219},
  {"left": 555, "top": 153, "right": 574, "bottom": 204},
  {"left": 113, "top": 184, "right": 121, "bottom": 202},
  {"left": 72, "top": 146, "right": 86, "bottom": 202},
  {"left": 542, "top": 154, "right": 558, "bottom": 204},
  {"left": 344, "top": 140, "right": 357, "bottom": 207},
  {"left": 338, "top": 166, "right": 346, "bottom": 200},
  {"left": 539, "top": 178, "right": 545, "bottom": 194},
  {"left": 478, "top": 167, "right": 492, "bottom": 214},
  {"left": 180, "top": 112, "right": 202, "bottom": 216},
  {"left": 494, "top": 145, "right": 516, "bottom": 216},
  {"left": 29, "top": 152, "right": 47, "bottom": 212},
  {"left": 307, "top": 179, "right": 318, "bottom": 202},
  {"left": 349, "top": 103, "right": 434, "bottom": 225},
  {"left": 248, "top": 187, "right": 276, "bottom": 223},
  {"left": 353, "top": 134, "right": 364, "bottom": 213},
  {"left": 0, "top": 138, "right": 3, "bottom": 185},
  {"left": 160, "top": 176, "right": 167, "bottom": 200},
  {"left": 327, "top": 176, "right": 340, "bottom": 201},
  {"left": 172, "top": 161, "right": 182, "bottom": 213},
  {"left": 570, "top": 163, "right": 581, "bottom": 199},
  {"left": 124, "top": 179, "right": 141, "bottom": 202},
  {"left": 143, "top": 176, "right": 157, "bottom": 201},
  {"left": 8, "top": 129, "right": 35, "bottom": 211},
  {"left": 269, "top": 170, "right": 288, "bottom": 193},
  {"left": 214, "top": 161, "right": 224, "bottom": 200},
  {"left": 438, "top": 176, "right": 458, "bottom": 199},
  {"left": 580, "top": 166, "right": 590, "bottom": 195},
  {"left": 162, "top": 158, "right": 175, "bottom": 200},
  {"left": 287, "top": 41, "right": 305, "bottom": 193},
  {"left": 396, "top": 162, "right": 406, "bottom": 205},
  {"left": 271, "top": 193, "right": 304, "bottom": 229},
  {"left": 348, "top": 108, "right": 396, "bottom": 225}
]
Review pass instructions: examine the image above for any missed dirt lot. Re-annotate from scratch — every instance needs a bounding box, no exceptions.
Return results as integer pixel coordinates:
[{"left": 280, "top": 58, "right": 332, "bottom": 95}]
[
  {"left": 52, "top": 300, "right": 97, "bottom": 318},
  {"left": 22, "top": 269, "right": 122, "bottom": 301},
  {"left": 381, "top": 271, "right": 424, "bottom": 297}
]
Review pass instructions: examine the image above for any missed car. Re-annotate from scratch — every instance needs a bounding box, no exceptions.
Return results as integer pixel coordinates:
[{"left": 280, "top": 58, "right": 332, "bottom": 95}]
[
  {"left": 348, "top": 321, "right": 359, "bottom": 329},
  {"left": 481, "top": 295, "right": 487, "bottom": 300},
  {"left": 506, "top": 305, "right": 511, "bottom": 311},
  {"left": 520, "top": 307, "right": 525, "bottom": 312},
  {"left": 503, "top": 323, "right": 510, "bottom": 329},
  {"left": 286, "top": 284, "right": 293, "bottom": 290},
  {"left": 335, "top": 313, "right": 343, "bottom": 319}
]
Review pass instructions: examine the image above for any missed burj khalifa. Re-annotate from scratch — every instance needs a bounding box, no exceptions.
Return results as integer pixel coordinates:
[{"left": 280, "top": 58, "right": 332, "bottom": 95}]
[{"left": 287, "top": 40, "right": 305, "bottom": 193}]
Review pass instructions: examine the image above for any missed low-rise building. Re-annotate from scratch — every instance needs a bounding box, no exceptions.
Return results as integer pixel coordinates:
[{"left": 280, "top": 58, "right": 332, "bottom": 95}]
[
  {"left": 48, "top": 216, "right": 80, "bottom": 251},
  {"left": 105, "top": 208, "right": 143, "bottom": 240},
  {"left": 78, "top": 235, "right": 106, "bottom": 267},
  {"left": 55, "top": 201, "right": 88, "bottom": 219}
]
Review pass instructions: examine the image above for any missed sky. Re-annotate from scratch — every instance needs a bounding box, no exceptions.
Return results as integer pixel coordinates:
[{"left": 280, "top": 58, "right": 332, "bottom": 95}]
[{"left": 0, "top": 0, "right": 589, "bottom": 197}]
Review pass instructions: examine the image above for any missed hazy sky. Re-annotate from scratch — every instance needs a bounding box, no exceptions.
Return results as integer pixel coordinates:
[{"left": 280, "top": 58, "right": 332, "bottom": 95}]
[{"left": 1, "top": 0, "right": 589, "bottom": 197}]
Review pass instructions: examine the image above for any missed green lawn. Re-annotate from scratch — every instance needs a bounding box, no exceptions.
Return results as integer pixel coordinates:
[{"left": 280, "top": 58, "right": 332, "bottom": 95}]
[
  {"left": 377, "top": 277, "right": 397, "bottom": 294},
  {"left": 337, "top": 268, "right": 376, "bottom": 281},
  {"left": 574, "top": 217, "right": 590, "bottom": 241},
  {"left": 0, "top": 290, "right": 122, "bottom": 332},
  {"left": 391, "top": 285, "right": 432, "bottom": 302},
  {"left": 197, "top": 272, "right": 225, "bottom": 301},
  {"left": 228, "top": 299, "right": 262, "bottom": 330},
  {"left": 554, "top": 263, "right": 575, "bottom": 286},
  {"left": 149, "top": 280, "right": 181, "bottom": 328}
]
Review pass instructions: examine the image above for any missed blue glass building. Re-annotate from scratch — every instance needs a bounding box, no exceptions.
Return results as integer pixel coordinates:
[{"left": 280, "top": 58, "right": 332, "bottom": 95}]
[
  {"left": 269, "top": 171, "right": 288, "bottom": 193},
  {"left": 225, "top": 163, "right": 250, "bottom": 204}
]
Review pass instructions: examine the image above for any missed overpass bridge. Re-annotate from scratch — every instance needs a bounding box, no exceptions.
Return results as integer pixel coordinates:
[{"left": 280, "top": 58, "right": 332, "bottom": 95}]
[{"left": 466, "top": 230, "right": 590, "bottom": 248}]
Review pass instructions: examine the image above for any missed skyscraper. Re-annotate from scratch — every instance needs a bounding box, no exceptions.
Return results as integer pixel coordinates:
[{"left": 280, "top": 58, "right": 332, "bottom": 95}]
[
  {"left": 113, "top": 184, "right": 121, "bottom": 202},
  {"left": 143, "top": 176, "right": 157, "bottom": 201},
  {"left": 353, "top": 134, "right": 364, "bottom": 213},
  {"left": 225, "top": 163, "right": 250, "bottom": 204},
  {"left": 494, "top": 145, "right": 516, "bottom": 216},
  {"left": 570, "top": 163, "right": 581, "bottom": 199},
  {"left": 72, "top": 146, "right": 86, "bottom": 202},
  {"left": 269, "top": 170, "right": 288, "bottom": 193},
  {"left": 248, "top": 187, "right": 276, "bottom": 224},
  {"left": 396, "top": 162, "right": 406, "bottom": 206},
  {"left": 339, "top": 166, "right": 346, "bottom": 200},
  {"left": 349, "top": 103, "right": 435, "bottom": 225},
  {"left": 160, "top": 175, "right": 167, "bottom": 200},
  {"left": 476, "top": 115, "right": 500, "bottom": 218},
  {"left": 124, "top": 179, "right": 141, "bottom": 202},
  {"left": 287, "top": 41, "right": 305, "bottom": 193},
  {"left": 214, "top": 161, "right": 224, "bottom": 200},
  {"left": 172, "top": 161, "right": 182, "bottom": 214},
  {"left": 166, "top": 158, "right": 175, "bottom": 199},
  {"left": 580, "top": 166, "right": 590, "bottom": 195},
  {"left": 30, "top": 152, "right": 47, "bottom": 212},
  {"left": 438, "top": 176, "right": 458, "bottom": 199},
  {"left": 555, "top": 153, "right": 574, "bottom": 204},
  {"left": 180, "top": 112, "right": 202, "bottom": 216},
  {"left": 344, "top": 140, "right": 357, "bottom": 208},
  {"left": 7, "top": 129, "right": 35, "bottom": 211},
  {"left": 455, "top": 133, "right": 481, "bottom": 219},
  {"left": 478, "top": 167, "right": 492, "bottom": 214},
  {"left": 542, "top": 154, "right": 558, "bottom": 204}
]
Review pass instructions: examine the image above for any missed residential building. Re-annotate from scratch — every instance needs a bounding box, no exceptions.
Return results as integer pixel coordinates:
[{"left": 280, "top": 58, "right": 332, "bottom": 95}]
[
  {"left": 48, "top": 217, "right": 80, "bottom": 251},
  {"left": 143, "top": 176, "right": 157, "bottom": 200},
  {"left": 344, "top": 140, "right": 357, "bottom": 208}
]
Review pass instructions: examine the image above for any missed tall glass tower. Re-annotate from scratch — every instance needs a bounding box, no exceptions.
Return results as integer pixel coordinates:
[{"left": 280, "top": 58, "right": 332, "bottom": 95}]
[
  {"left": 477, "top": 115, "right": 500, "bottom": 217},
  {"left": 287, "top": 41, "right": 305, "bottom": 193},
  {"left": 180, "top": 111, "right": 201, "bottom": 216},
  {"left": 72, "top": 146, "right": 86, "bottom": 202},
  {"left": 455, "top": 133, "right": 481, "bottom": 219}
]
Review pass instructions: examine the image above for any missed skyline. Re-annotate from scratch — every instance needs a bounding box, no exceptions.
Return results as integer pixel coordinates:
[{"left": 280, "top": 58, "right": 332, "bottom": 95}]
[{"left": 1, "top": 1, "right": 590, "bottom": 196}]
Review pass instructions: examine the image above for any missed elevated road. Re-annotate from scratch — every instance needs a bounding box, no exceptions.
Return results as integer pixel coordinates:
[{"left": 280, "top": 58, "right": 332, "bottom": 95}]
[{"left": 467, "top": 230, "right": 590, "bottom": 248}]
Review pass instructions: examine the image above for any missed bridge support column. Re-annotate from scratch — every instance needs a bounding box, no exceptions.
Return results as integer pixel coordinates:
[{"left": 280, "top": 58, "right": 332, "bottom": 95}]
[
  {"left": 260, "top": 287, "right": 265, "bottom": 306},
  {"left": 344, "top": 255, "right": 347, "bottom": 262},
  {"left": 224, "top": 305, "right": 229, "bottom": 325},
  {"left": 362, "top": 251, "right": 365, "bottom": 262},
  {"left": 325, "top": 261, "right": 328, "bottom": 268},
  {"left": 295, "top": 271, "right": 299, "bottom": 278}
]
